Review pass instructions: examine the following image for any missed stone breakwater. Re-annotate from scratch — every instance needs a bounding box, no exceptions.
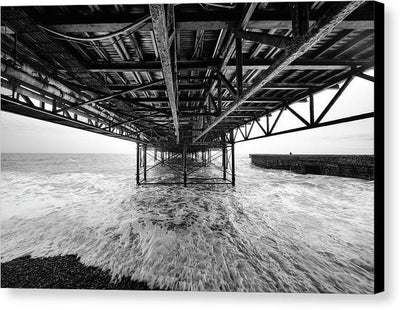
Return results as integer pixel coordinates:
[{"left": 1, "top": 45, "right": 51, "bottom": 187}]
[{"left": 249, "top": 154, "right": 374, "bottom": 180}]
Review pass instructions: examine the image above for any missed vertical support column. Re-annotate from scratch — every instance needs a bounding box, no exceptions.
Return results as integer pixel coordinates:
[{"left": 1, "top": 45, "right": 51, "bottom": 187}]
[
  {"left": 222, "top": 143, "right": 226, "bottom": 180},
  {"left": 136, "top": 142, "right": 140, "bottom": 185},
  {"left": 139, "top": 145, "right": 143, "bottom": 167},
  {"left": 161, "top": 151, "right": 165, "bottom": 166},
  {"left": 217, "top": 75, "right": 222, "bottom": 114},
  {"left": 183, "top": 146, "right": 187, "bottom": 187},
  {"left": 12, "top": 33, "right": 17, "bottom": 99},
  {"left": 309, "top": 94, "right": 315, "bottom": 125},
  {"left": 143, "top": 144, "right": 147, "bottom": 182},
  {"left": 155, "top": 150, "right": 158, "bottom": 161},
  {"left": 291, "top": 3, "right": 309, "bottom": 37},
  {"left": 230, "top": 131, "right": 235, "bottom": 187},
  {"left": 236, "top": 37, "right": 243, "bottom": 97}
]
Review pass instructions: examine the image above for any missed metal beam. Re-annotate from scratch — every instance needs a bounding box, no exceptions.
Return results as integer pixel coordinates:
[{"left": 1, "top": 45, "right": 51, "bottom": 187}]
[
  {"left": 103, "top": 112, "right": 160, "bottom": 130},
  {"left": 58, "top": 79, "right": 164, "bottom": 112},
  {"left": 46, "top": 19, "right": 374, "bottom": 33},
  {"left": 235, "top": 30, "right": 291, "bottom": 49},
  {"left": 150, "top": 4, "right": 180, "bottom": 143},
  {"left": 315, "top": 76, "right": 354, "bottom": 124},
  {"left": 218, "top": 73, "right": 236, "bottom": 98},
  {"left": 98, "top": 96, "right": 283, "bottom": 104},
  {"left": 286, "top": 105, "right": 309, "bottom": 126},
  {"left": 1, "top": 95, "right": 148, "bottom": 144},
  {"left": 193, "top": 1, "right": 365, "bottom": 143},
  {"left": 201, "top": 3, "right": 257, "bottom": 112},
  {"left": 235, "top": 112, "right": 374, "bottom": 143},
  {"left": 236, "top": 36, "right": 243, "bottom": 97},
  {"left": 291, "top": 3, "right": 309, "bottom": 37},
  {"left": 86, "top": 58, "right": 370, "bottom": 72},
  {"left": 107, "top": 82, "right": 325, "bottom": 91},
  {"left": 355, "top": 72, "right": 375, "bottom": 82}
]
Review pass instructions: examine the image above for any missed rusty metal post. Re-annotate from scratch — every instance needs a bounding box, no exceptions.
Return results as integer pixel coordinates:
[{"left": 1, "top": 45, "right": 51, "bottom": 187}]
[
  {"left": 236, "top": 36, "right": 243, "bottom": 97},
  {"left": 222, "top": 143, "right": 226, "bottom": 180},
  {"left": 136, "top": 142, "right": 140, "bottom": 185},
  {"left": 143, "top": 144, "right": 147, "bottom": 182},
  {"left": 183, "top": 146, "right": 187, "bottom": 187},
  {"left": 230, "top": 131, "right": 235, "bottom": 186}
]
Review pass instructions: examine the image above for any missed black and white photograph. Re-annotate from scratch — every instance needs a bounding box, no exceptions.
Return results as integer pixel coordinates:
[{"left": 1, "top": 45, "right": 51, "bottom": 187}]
[{"left": 1, "top": 0, "right": 384, "bottom": 298}]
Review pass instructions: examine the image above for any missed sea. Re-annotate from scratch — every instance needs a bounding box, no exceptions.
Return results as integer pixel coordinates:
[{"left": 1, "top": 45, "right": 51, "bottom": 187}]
[{"left": 0, "top": 153, "right": 374, "bottom": 293}]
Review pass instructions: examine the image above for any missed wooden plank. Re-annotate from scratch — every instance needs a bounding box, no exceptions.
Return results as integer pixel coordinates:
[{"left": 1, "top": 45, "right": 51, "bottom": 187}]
[
  {"left": 328, "top": 29, "right": 374, "bottom": 58},
  {"left": 236, "top": 30, "right": 291, "bottom": 49}
]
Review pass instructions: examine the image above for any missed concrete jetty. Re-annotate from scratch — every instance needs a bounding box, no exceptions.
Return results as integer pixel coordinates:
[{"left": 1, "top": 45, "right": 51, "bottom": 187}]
[{"left": 249, "top": 154, "right": 374, "bottom": 180}]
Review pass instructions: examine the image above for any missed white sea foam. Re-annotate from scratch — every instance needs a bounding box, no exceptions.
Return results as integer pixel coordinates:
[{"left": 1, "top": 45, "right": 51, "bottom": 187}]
[{"left": 1, "top": 154, "right": 374, "bottom": 292}]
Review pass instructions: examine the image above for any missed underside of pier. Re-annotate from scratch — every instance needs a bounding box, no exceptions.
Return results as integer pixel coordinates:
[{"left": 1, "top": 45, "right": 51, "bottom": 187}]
[{"left": 1, "top": 2, "right": 379, "bottom": 186}]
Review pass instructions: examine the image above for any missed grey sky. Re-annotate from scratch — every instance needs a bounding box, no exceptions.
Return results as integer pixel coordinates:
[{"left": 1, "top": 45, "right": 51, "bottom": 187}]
[{"left": 1, "top": 72, "right": 374, "bottom": 155}]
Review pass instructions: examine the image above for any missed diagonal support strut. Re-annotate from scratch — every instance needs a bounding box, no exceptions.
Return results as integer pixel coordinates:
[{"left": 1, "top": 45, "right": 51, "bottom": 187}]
[{"left": 193, "top": 1, "right": 365, "bottom": 143}]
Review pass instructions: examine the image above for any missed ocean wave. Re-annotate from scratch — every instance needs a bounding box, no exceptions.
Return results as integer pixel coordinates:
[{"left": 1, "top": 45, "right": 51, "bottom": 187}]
[{"left": 1, "top": 155, "right": 374, "bottom": 292}]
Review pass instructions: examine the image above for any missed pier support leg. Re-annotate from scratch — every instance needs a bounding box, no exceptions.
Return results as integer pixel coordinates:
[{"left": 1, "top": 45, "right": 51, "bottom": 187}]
[
  {"left": 230, "top": 131, "right": 235, "bottom": 187},
  {"left": 161, "top": 151, "right": 164, "bottom": 166},
  {"left": 136, "top": 143, "right": 140, "bottom": 185},
  {"left": 222, "top": 144, "right": 226, "bottom": 180},
  {"left": 183, "top": 146, "right": 187, "bottom": 187},
  {"left": 143, "top": 145, "right": 147, "bottom": 182}
]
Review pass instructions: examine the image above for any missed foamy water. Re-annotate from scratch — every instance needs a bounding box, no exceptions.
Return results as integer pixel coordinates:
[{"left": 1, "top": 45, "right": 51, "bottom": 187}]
[{"left": 1, "top": 153, "right": 374, "bottom": 293}]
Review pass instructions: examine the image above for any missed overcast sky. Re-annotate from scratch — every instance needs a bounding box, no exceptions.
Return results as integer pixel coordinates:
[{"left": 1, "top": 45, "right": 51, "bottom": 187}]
[{"left": 1, "top": 72, "right": 374, "bottom": 155}]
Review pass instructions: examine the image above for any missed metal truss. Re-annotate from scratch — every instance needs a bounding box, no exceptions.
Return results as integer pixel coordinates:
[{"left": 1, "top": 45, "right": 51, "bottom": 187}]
[
  {"left": 136, "top": 142, "right": 235, "bottom": 187},
  {"left": 225, "top": 72, "right": 374, "bottom": 144},
  {"left": 1, "top": 94, "right": 151, "bottom": 144},
  {"left": 0, "top": 62, "right": 169, "bottom": 145}
]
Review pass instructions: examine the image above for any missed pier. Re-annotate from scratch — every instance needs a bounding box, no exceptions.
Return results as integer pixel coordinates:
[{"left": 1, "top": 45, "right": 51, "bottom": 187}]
[
  {"left": 1, "top": 2, "right": 381, "bottom": 186},
  {"left": 250, "top": 154, "right": 374, "bottom": 180}
]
